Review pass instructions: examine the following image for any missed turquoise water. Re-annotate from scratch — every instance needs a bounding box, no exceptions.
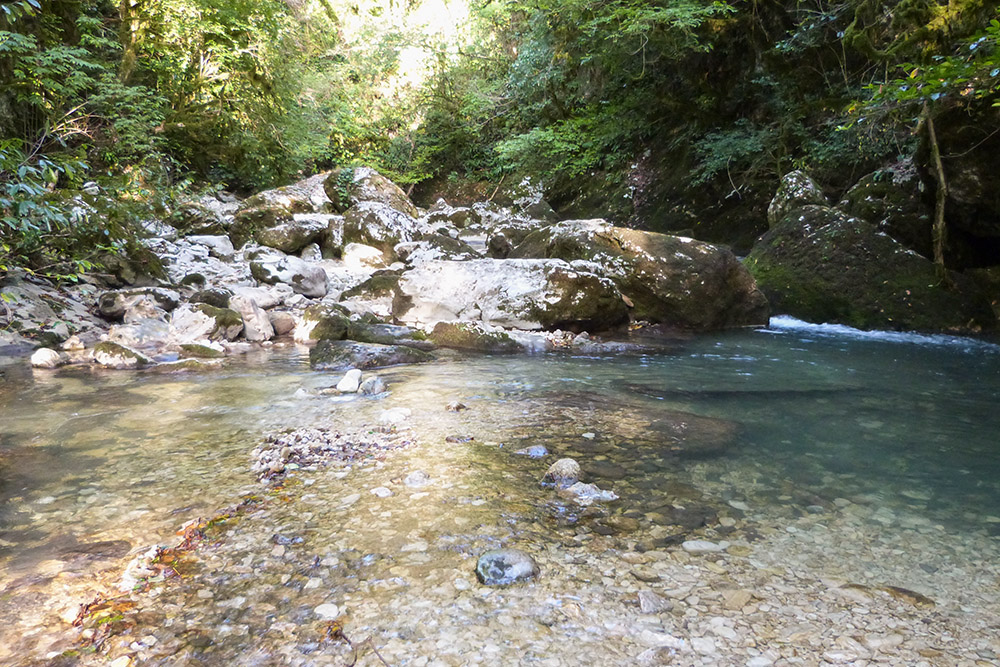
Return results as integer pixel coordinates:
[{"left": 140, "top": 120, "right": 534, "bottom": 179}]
[{"left": 1, "top": 320, "right": 999, "bottom": 663}]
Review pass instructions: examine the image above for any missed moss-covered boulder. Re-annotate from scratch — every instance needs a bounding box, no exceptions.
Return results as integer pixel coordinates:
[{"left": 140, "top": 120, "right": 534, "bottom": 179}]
[
  {"left": 393, "top": 258, "right": 629, "bottom": 332},
  {"left": 294, "top": 304, "right": 351, "bottom": 342},
  {"left": 324, "top": 166, "right": 418, "bottom": 218},
  {"left": 93, "top": 341, "right": 151, "bottom": 369},
  {"left": 346, "top": 322, "right": 433, "bottom": 350},
  {"left": 167, "top": 202, "right": 227, "bottom": 236},
  {"left": 511, "top": 220, "right": 769, "bottom": 330},
  {"left": 840, "top": 162, "right": 933, "bottom": 259},
  {"left": 746, "top": 205, "right": 995, "bottom": 331},
  {"left": 340, "top": 270, "right": 401, "bottom": 301},
  {"left": 229, "top": 204, "right": 293, "bottom": 249},
  {"left": 429, "top": 321, "right": 522, "bottom": 353},
  {"left": 178, "top": 343, "right": 225, "bottom": 359},
  {"left": 425, "top": 202, "right": 481, "bottom": 229},
  {"left": 309, "top": 340, "right": 433, "bottom": 370},
  {"left": 190, "top": 287, "right": 233, "bottom": 309},
  {"left": 767, "top": 171, "right": 827, "bottom": 228}
]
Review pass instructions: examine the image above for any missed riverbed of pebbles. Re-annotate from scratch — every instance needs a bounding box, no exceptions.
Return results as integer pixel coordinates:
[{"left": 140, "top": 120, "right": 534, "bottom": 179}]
[{"left": 55, "top": 416, "right": 1000, "bottom": 667}]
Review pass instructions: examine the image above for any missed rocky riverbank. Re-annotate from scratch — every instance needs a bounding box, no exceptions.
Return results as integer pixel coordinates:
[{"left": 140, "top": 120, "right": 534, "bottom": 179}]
[{"left": 3, "top": 167, "right": 768, "bottom": 373}]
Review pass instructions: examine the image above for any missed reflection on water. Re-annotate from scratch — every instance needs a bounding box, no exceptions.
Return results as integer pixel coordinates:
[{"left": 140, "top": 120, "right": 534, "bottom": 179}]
[{"left": 2, "top": 322, "right": 1000, "bottom": 663}]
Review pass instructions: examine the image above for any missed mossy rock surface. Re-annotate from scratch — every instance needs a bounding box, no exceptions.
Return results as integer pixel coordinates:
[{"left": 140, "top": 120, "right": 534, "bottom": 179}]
[
  {"left": 190, "top": 288, "right": 233, "bottom": 309},
  {"left": 168, "top": 203, "right": 227, "bottom": 236},
  {"left": 347, "top": 322, "right": 435, "bottom": 350},
  {"left": 93, "top": 341, "right": 151, "bottom": 368},
  {"left": 193, "top": 304, "right": 244, "bottom": 339},
  {"left": 429, "top": 321, "right": 522, "bottom": 353},
  {"left": 302, "top": 304, "right": 351, "bottom": 341},
  {"left": 179, "top": 343, "right": 225, "bottom": 359},
  {"left": 309, "top": 340, "right": 433, "bottom": 370},
  {"left": 746, "top": 205, "right": 996, "bottom": 332},
  {"left": 340, "top": 271, "right": 401, "bottom": 300},
  {"left": 229, "top": 204, "right": 293, "bottom": 248}
]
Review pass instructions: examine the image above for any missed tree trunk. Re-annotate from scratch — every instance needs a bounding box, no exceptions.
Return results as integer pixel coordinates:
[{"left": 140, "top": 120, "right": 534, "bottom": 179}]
[{"left": 922, "top": 102, "right": 952, "bottom": 287}]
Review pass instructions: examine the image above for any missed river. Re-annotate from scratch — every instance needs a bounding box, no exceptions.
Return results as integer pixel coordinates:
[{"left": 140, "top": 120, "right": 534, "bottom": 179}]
[{"left": 2, "top": 318, "right": 999, "bottom": 665}]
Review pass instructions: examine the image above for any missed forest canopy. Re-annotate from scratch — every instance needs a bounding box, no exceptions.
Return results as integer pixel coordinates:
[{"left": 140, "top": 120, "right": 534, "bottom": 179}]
[{"left": 1, "top": 0, "right": 999, "bottom": 278}]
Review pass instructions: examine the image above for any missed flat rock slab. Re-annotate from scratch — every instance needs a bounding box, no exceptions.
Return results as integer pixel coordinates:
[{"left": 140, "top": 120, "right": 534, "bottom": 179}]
[{"left": 309, "top": 340, "right": 433, "bottom": 370}]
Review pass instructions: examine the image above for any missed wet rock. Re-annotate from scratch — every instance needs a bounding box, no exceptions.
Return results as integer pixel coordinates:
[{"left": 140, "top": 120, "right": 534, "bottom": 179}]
[
  {"left": 395, "top": 259, "right": 628, "bottom": 332},
  {"left": 380, "top": 407, "right": 412, "bottom": 425},
  {"left": 511, "top": 219, "right": 768, "bottom": 329},
  {"left": 514, "top": 445, "right": 549, "bottom": 458},
  {"left": 722, "top": 589, "right": 753, "bottom": 610},
  {"left": 638, "top": 590, "right": 673, "bottom": 614},
  {"left": 309, "top": 340, "right": 433, "bottom": 370},
  {"left": 768, "top": 170, "right": 827, "bottom": 227},
  {"left": 178, "top": 343, "right": 225, "bottom": 359},
  {"left": 229, "top": 294, "right": 274, "bottom": 342},
  {"left": 474, "top": 548, "right": 540, "bottom": 586},
  {"left": 359, "top": 375, "right": 387, "bottom": 395},
  {"left": 371, "top": 486, "right": 393, "bottom": 498},
  {"left": 404, "top": 470, "right": 430, "bottom": 487},
  {"left": 30, "top": 348, "right": 69, "bottom": 369},
  {"left": 336, "top": 368, "right": 363, "bottom": 393},
  {"left": 559, "top": 482, "right": 618, "bottom": 506},
  {"left": 93, "top": 342, "right": 151, "bottom": 369},
  {"left": 429, "top": 321, "right": 522, "bottom": 353},
  {"left": 347, "top": 321, "right": 434, "bottom": 350},
  {"left": 541, "top": 458, "right": 581, "bottom": 488},
  {"left": 681, "top": 540, "right": 728, "bottom": 554},
  {"left": 250, "top": 256, "right": 328, "bottom": 298},
  {"left": 313, "top": 603, "right": 341, "bottom": 620},
  {"left": 582, "top": 460, "right": 627, "bottom": 481},
  {"left": 446, "top": 402, "right": 467, "bottom": 412}
]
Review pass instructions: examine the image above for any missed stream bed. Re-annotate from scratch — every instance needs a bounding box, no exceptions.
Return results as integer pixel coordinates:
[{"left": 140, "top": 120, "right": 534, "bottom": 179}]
[{"left": 2, "top": 318, "right": 999, "bottom": 666}]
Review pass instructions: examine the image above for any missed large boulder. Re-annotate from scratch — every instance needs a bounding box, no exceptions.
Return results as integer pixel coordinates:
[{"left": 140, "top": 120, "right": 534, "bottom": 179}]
[
  {"left": 250, "top": 256, "right": 329, "bottom": 298},
  {"left": 746, "top": 205, "right": 995, "bottom": 331},
  {"left": 324, "top": 166, "right": 418, "bottom": 217},
  {"left": 767, "top": 171, "right": 826, "bottom": 227},
  {"left": 393, "top": 259, "right": 629, "bottom": 332},
  {"left": 229, "top": 204, "right": 293, "bottom": 249},
  {"left": 255, "top": 217, "right": 329, "bottom": 254},
  {"left": 309, "top": 340, "right": 433, "bottom": 370},
  {"left": 342, "top": 202, "right": 424, "bottom": 260},
  {"left": 840, "top": 161, "right": 933, "bottom": 260},
  {"left": 511, "top": 220, "right": 769, "bottom": 330},
  {"left": 242, "top": 172, "right": 332, "bottom": 215}
]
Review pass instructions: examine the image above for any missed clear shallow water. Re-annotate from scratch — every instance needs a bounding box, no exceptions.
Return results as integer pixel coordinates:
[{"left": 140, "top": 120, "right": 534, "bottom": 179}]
[{"left": 1, "top": 323, "right": 999, "bottom": 664}]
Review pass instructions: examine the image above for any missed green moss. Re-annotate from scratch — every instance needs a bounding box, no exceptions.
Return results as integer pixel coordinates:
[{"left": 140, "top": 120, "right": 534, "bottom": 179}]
[
  {"left": 303, "top": 304, "right": 350, "bottom": 341},
  {"left": 341, "top": 271, "right": 401, "bottom": 300},
  {"left": 194, "top": 304, "right": 243, "bottom": 329},
  {"left": 430, "top": 321, "right": 522, "bottom": 353},
  {"left": 179, "top": 343, "right": 225, "bottom": 359},
  {"left": 179, "top": 273, "right": 207, "bottom": 287}
]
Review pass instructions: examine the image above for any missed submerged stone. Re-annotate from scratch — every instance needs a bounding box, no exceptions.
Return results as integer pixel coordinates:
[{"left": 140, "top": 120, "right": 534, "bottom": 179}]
[
  {"left": 309, "top": 340, "right": 433, "bottom": 371},
  {"left": 541, "top": 458, "right": 581, "bottom": 488},
  {"left": 475, "top": 548, "right": 540, "bottom": 586}
]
